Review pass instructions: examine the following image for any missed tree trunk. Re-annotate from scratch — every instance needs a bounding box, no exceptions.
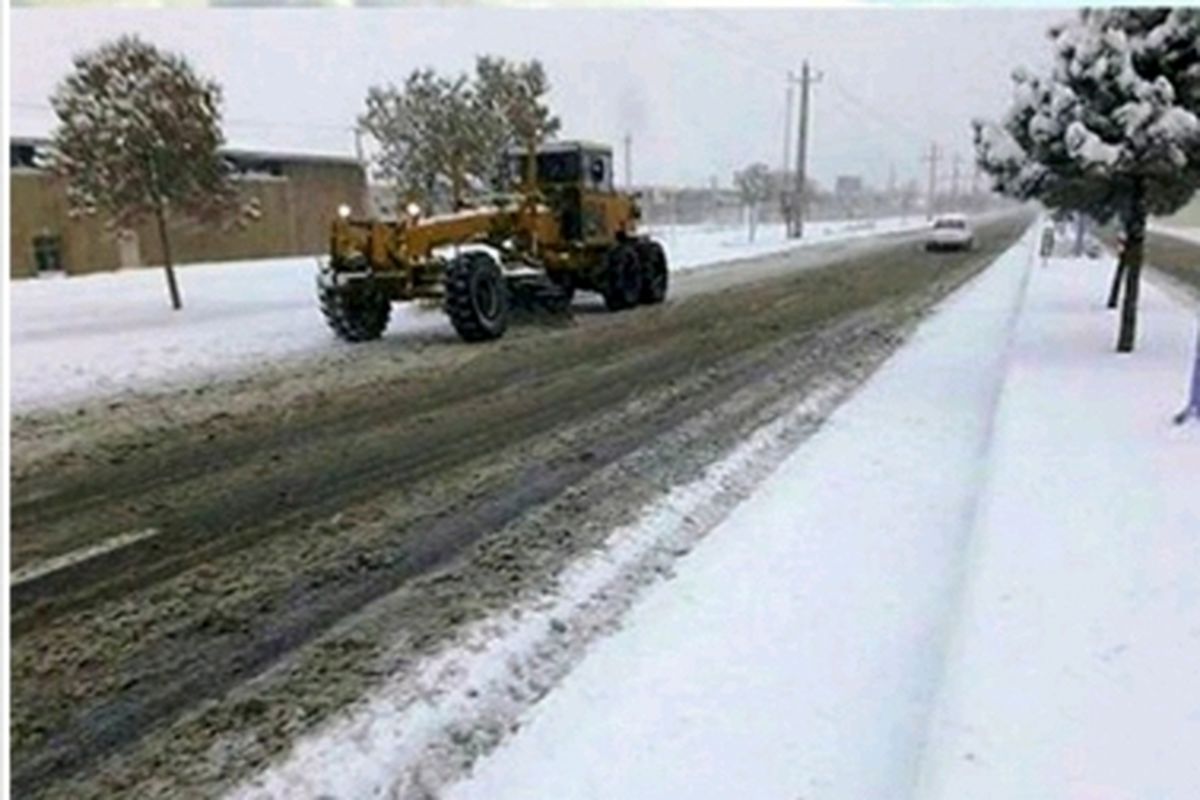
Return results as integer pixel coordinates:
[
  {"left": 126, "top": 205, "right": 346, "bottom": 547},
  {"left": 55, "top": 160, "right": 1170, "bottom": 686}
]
[
  {"left": 1106, "top": 249, "right": 1126, "bottom": 309},
  {"left": 524, "top": 137, "right": 538, "bottom": 192},
  {"left": 451, "top": 167, "right": 463, "bottom": 210},
  {"left": 1116, "top": 184, "right": 1147, "bottom": 353},
  {"left": 748, "top": 203, "right": 757, "bottom": 243},
  {"left": 154, "top": 204, "right": 183, "bottom": 311},
  {"left": 1074, "top": 214, "right": 1086, "bottom": 257}
]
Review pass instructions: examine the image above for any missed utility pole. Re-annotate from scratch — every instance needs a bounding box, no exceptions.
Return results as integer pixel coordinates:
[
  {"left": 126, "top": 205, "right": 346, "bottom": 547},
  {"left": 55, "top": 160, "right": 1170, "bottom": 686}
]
[
  {"left": 710, "top": 174, "right": 719, "bottom": 226},
  {"left": 951, "top": 152, "right": 962, "bottom": 204},
  {"left": 887, "top": 162, "right": 896, "bottom": 220},
  {"left": 623, "top": 133, "right": 632, "bottom": 189},
  {"left": 353, "top": 126, "right": 364, "bottom": 165},
  {"left": 921, "top": 142, "right": 942, "bottom": 220},
  {"left": 782, "top": 79, "right": 795, "bottom": 234},
  {"left": 792, "top": 61, "right": 822, "bottom": 239}
]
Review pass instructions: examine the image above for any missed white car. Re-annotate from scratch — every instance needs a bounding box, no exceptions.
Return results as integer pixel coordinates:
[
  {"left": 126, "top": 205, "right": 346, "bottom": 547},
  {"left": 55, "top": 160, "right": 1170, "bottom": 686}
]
[{"left": 925, "top": 213, "right": 974, "bottom": 251}]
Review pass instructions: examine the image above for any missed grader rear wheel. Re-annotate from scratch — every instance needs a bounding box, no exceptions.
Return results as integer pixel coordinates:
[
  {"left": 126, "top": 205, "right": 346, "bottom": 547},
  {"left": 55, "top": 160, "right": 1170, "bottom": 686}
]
[
  {"left": 637, "top": 239, "right": 669, "bottom": 305},
  {"left": 318, "top": 278, "right": 391, "bottom": 342},
  {"left": 444, "top": 251, "right": 509, "bottom": 341},
  {"left": 602, "top": 243, "right": 643, "bottom": 312}
]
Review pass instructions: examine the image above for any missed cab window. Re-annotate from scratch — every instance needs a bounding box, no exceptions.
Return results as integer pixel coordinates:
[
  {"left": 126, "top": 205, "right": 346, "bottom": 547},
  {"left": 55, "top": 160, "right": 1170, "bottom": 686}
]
[{"left": 586, "top": 153, "right": 612, "bottom": 192}]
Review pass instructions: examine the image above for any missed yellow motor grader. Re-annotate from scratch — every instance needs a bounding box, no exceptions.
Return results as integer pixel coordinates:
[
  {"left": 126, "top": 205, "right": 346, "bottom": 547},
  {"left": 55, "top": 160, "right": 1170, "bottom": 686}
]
[{"left": 318, "top": 140, "right": 668, "bottom": 342}]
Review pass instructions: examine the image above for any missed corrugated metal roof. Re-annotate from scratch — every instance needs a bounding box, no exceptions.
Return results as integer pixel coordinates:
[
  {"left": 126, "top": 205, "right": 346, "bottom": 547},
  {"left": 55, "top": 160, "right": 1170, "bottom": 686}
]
[{"left": 10, "top": 135, "right": 360, "bottom": 168}]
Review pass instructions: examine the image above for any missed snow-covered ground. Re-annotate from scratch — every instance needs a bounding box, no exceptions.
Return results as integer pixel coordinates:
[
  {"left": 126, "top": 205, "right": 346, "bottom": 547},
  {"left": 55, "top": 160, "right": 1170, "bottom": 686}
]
[
  {"left": 646, "top": 215, "right": 926, "bottom": 271},
  {"left": 914, "top": 255, "right": 1200, "bottom": 798},
  {"left": 430, "top": 232, "right": 1200, "bottom": 798},
  {"left": 9, "top": 216, "right": 926, "bottom": 413}
]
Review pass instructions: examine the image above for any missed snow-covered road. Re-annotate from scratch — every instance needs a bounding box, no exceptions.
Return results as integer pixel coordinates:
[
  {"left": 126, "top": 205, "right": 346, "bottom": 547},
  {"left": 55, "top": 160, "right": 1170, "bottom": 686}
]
[{"left": 10, "top": 216, "right": 926, "bottom": 413}]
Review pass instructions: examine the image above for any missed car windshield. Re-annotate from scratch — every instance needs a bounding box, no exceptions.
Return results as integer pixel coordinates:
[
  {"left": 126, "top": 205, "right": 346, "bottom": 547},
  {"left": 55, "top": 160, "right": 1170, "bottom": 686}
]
[{"left": 934, "top": 218, "right": 966, "bottom": 229}]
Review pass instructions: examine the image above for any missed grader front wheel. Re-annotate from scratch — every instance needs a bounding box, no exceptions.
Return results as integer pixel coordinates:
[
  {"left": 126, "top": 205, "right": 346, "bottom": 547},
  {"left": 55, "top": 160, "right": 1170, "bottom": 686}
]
[
  {"left": 318, "top": 279, "right": 391, "bottom": 342},
  {"left": 445, "top": 251, "right": 510, "bottom": 341}
]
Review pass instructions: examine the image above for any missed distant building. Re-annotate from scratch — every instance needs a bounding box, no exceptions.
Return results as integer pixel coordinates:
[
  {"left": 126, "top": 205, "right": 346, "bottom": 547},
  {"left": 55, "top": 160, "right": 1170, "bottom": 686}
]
[
  {"left": 835, "top": 175, "right": 863, "bottom": 196},
  {"left": 634, "top": 184, "right": 744, "bottom": 227},
  {"left": 9, "top": 137, "right": 367, "bottom": 278}
]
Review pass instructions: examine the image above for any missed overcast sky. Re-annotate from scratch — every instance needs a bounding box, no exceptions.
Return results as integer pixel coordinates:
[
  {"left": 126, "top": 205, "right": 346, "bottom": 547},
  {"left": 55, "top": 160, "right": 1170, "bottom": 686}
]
[{"left": 11, "top": 7, "right": 1067, "bottom": 189}]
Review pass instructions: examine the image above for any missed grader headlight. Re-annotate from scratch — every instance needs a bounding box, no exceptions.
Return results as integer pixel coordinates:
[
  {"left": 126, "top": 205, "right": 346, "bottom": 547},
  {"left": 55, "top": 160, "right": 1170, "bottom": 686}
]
[{"left": 338, "top": 204, "right": 352, "bottom": 220}]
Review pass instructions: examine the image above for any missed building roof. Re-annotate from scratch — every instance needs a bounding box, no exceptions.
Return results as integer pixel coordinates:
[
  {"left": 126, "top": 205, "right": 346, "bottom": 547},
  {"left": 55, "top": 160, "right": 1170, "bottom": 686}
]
[
  {"left": 505, "top": 139, "right": 614, "bottom": 156},
  {"left": 221, "top": 147, "right": 361, "bottom": 168},
  {"left": 9, "top": 136, "right": 361, "bottom": 169}
]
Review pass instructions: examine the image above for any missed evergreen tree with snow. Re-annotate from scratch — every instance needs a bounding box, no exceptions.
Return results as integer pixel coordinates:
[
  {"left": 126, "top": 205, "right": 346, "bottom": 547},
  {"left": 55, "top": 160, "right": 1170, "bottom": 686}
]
[
  {"left": 974, "top": 8, "right": 1200, "bottom": 352},
  {"left": 48, "top": 35, "right": 246, "bottom": 310}
]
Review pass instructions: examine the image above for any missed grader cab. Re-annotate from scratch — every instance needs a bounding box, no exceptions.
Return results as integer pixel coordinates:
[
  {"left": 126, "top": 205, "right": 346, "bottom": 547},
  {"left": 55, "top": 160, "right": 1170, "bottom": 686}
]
[{"left": 319, "top": 140, "right": 668, "bottom": 343}]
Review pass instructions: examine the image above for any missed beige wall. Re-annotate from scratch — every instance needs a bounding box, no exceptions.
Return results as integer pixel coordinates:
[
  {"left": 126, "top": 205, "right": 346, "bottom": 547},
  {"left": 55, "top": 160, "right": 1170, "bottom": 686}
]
[
  {"left": 10, "top": 170, "right": 120, "bottom": 278},
  {"left": 10, "top": 159, "right": 365, "bottom": 278}
]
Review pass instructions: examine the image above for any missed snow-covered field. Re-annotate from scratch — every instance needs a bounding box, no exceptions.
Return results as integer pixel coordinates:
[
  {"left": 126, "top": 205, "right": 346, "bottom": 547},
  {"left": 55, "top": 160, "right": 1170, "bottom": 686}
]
[
  {"left": 431, "top": 234, "right": 1200, "bottom": 799},
  {"left": 9, "top": 216, "right": 926, "bottom": 413}
]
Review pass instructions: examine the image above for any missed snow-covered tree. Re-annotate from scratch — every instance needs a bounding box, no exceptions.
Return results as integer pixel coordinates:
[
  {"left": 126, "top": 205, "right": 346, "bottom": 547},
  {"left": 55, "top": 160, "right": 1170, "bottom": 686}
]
[
  {"left": 48, "top": 35, "right": 245, "bottom": 310},
  {"left": 474, "top": 56, "right": 561, "bottom": 189},
  {"left": 733, "top": 163, "right": 774, "bottom": 242},
  {"left": 974, "top": 8, "right": 1200, "bottom": 352},
  {"left": 360, "top": 56, "right": 559, "bottom": 211},
  {"left": 360, "top": 70, "right": 495, "bottom": 211}
]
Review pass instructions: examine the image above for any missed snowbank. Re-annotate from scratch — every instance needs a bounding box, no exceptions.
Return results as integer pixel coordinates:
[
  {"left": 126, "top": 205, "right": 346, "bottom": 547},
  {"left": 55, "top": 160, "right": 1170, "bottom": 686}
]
[
  {"left": 646, "top": 215, "right": 926, "bottom": 272},
  {"left": 10, "top": 216, "right": 928, "bottom": 413},
  {"left": 438, "top": 228, "right": 1040, "bottom": 799},
  {"left": 914, "top": 254, "right": 1200, "bottom": 799}
]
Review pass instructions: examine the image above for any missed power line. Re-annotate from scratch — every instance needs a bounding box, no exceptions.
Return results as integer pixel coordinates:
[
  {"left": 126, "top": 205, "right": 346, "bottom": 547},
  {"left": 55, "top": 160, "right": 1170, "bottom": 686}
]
[
  {"left": 692, "top": 10, "right": 934, "bottom": 150},
  {"left": 667, "top": 14, "right": 933, "bottom": 189},
  {"left": 822, "top": 77, "right": 929, "bottom": 149},
  {"left": 665, "top": 14, "right": 788, "bottom": 82}
]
